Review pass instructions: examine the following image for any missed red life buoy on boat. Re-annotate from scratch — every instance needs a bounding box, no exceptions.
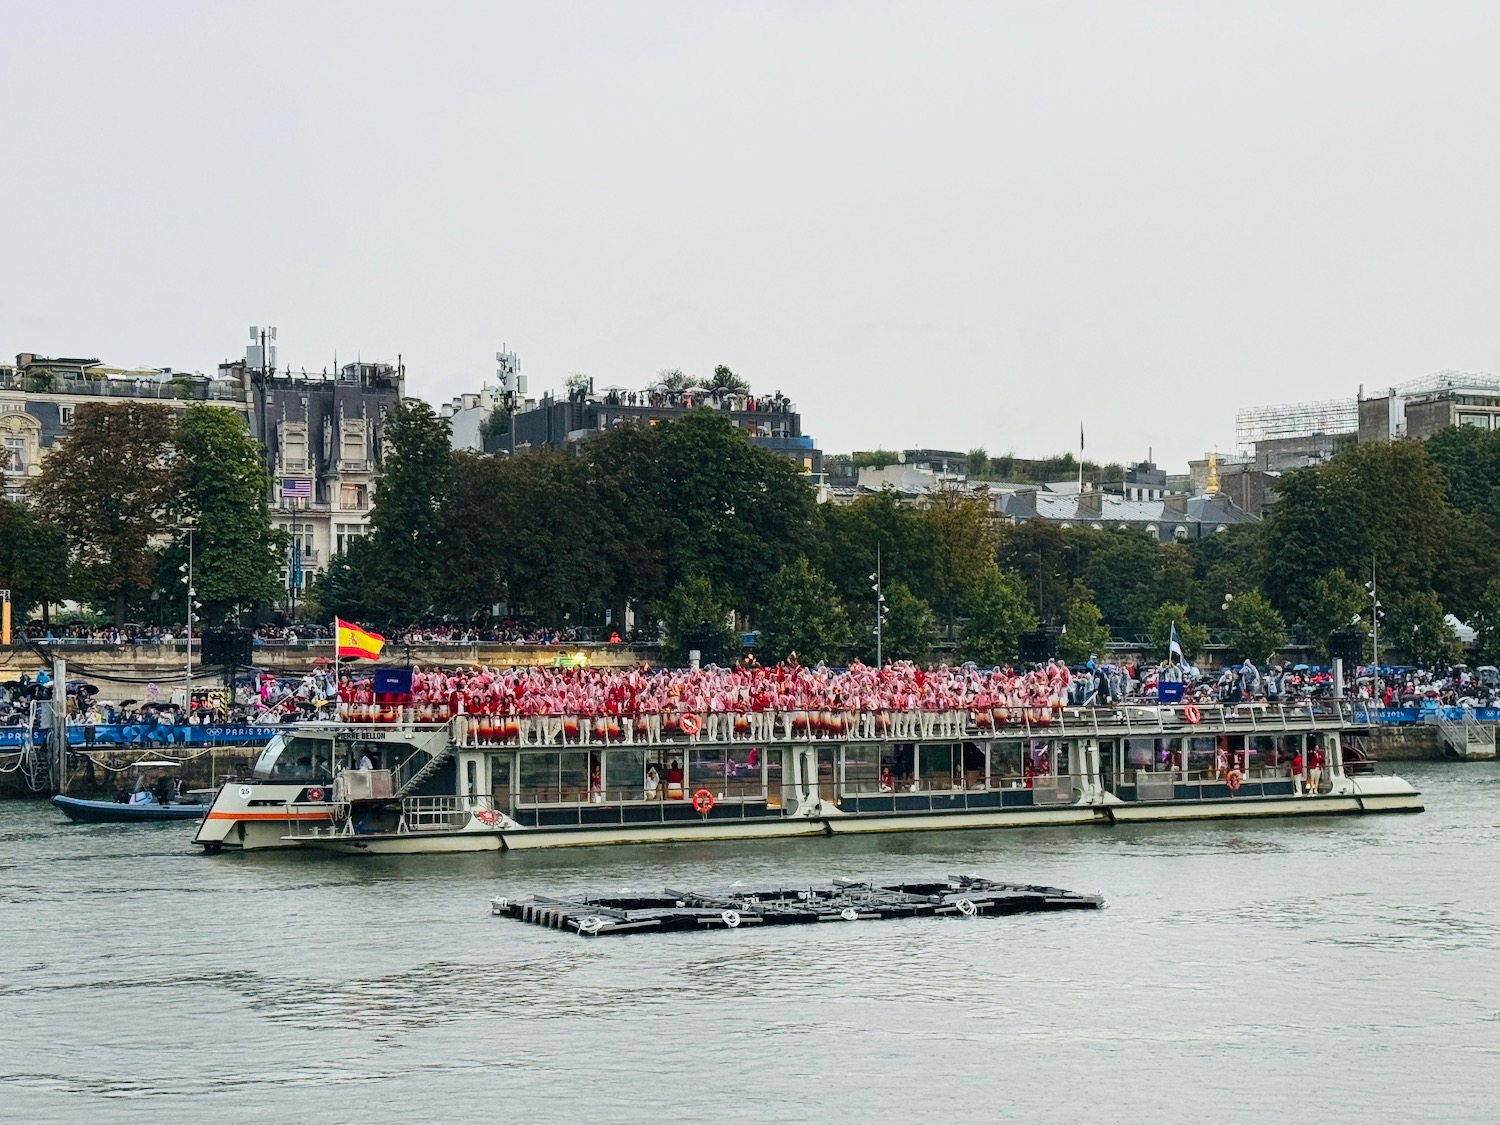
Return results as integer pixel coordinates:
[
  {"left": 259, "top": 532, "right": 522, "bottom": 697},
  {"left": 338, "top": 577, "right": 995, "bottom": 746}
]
[
  {"left": 679, "top": 713, "right": 702, "bottom": 735},
  {"left": 306, "top": 787, "right": 324, "bottom": 802},
  {"left": 1225, "top": 769, "right": 1242, "bottom": 793},
  {"left": 1183, "top": 704, "right": 1201, "bottom": 724},
  {"left": 475, "top": 808, "right": 499, "bottom": 825},
  {"left": 693, "top": 788, "right": 715, "bottom": 815}
]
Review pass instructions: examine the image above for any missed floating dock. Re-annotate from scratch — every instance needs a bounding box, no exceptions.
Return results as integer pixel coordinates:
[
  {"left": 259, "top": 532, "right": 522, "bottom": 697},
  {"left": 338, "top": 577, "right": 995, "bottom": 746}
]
[{"left": 492, "top": 875, "right": 1104, "bottom": 936}]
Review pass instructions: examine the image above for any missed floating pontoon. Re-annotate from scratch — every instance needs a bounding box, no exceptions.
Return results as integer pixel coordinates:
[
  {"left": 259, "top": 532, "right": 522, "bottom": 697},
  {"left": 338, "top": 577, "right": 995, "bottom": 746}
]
[{"left": 491, "top": 874, "right": 1104, "bottom": 936}]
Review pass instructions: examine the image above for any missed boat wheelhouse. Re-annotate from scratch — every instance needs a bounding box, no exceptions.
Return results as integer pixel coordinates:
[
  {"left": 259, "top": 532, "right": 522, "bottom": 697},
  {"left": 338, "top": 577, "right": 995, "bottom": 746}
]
[{"left": 194, "top": 700, "right": 1422, "bottom": 854}]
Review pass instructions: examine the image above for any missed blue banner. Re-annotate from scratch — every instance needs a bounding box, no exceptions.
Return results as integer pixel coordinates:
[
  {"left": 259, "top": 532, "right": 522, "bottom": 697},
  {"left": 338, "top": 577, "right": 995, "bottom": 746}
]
[{"left": 0, "top": 724, "right": 279, "bottom": 749}]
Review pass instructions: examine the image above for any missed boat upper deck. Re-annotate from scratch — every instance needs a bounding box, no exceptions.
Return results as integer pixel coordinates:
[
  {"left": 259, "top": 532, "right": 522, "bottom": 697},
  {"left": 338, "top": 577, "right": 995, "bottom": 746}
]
[{"left": 319, "top": 700, "right": 1367, "bottom": 750}]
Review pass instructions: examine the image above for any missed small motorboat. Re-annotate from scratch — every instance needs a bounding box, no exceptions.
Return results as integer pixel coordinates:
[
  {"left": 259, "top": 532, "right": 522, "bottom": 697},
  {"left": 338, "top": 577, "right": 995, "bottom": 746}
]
[
  {"left": 52, "top": 758, "right": 209, "bottom": 823},
  {"left": 51, "top": 794, "right": 208, "bottom": 823}
]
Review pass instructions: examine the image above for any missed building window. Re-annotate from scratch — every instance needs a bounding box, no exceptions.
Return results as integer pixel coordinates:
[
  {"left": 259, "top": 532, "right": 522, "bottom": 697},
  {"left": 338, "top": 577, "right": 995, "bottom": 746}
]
[
  {"left": 2, "top": 436, "right": 24, "bottom": 474},
  {"left": 1173, "top": 525, "right": 1188, "bottom": 540},
  {"left": 339, "top": 483, "right": 369, "bottom": 510},
  {"left": 335, "top": 522, "right": 368, "bottom": 556},
  {"left": 60, "top": 406, "right": 74, "bottom": 425},
  {"left": 1459, "top": 413, "right": 1491, "bottom": 429},
  {"left": 1145, "top": 523, "right": 1158, "bottom": 535},
  {"left": 1215, "top": 524, "right": 1228, "bottom": 534}
]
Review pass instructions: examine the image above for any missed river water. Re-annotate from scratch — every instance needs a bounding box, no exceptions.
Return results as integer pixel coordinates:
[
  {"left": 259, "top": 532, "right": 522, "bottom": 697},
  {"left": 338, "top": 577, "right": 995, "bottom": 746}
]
[{"left": 2, "top": 762, "right": 1498, "bottom": 1124}]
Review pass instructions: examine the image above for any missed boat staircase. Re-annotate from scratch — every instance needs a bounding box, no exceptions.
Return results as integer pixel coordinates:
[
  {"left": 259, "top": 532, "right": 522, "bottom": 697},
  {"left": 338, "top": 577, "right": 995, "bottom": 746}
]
[
  {"left": 393, "top": 740, "right": 454, "bottom": 798},
  {"left": 1431, "top": 711, "right": 1497, "bottom": 760}
]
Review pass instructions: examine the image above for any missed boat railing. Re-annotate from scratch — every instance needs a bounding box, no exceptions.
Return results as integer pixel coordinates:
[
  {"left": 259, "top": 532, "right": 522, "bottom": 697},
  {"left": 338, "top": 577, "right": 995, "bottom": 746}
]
[
  {"left": 400, "top": 795, "right": 472, "bottom": 831},
  {"left": 442, "top": 700, "right": 1360, "bottom": 750}
]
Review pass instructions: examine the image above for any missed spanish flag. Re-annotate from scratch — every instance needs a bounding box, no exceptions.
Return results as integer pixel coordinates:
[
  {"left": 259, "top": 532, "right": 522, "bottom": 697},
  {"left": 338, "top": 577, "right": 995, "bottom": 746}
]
[{"left": 336, "top": 618, "right": 385, "bottom": 660}]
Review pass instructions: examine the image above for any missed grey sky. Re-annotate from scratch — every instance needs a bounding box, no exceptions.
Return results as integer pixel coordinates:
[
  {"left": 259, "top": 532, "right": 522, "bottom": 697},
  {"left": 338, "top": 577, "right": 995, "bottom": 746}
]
[{"left": 4, "top": 1, "right": 1498, "bottom": 470}]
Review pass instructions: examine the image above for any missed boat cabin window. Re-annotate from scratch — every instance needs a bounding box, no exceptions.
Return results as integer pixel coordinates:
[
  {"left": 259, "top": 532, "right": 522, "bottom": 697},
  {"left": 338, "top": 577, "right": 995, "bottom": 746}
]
[
  {"left": 517, "top": 750, "right": 590, "bottom": 804},
  {"left": 686, "top": 744, "right": 762, "bottom": 800},
  {"left": 251, "top": 734, "right": 335, "bottom": 780}
]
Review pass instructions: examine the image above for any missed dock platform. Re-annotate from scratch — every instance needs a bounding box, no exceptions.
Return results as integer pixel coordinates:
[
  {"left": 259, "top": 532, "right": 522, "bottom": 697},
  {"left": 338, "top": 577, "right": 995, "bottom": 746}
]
[{"left": 492, "top": 875, "right": 1104, "bottom": 936}]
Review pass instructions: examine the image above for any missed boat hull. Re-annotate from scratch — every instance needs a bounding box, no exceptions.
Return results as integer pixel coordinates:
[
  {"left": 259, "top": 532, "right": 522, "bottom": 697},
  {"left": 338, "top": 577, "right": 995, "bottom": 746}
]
[
  {"left": 52, "top": 795, "right": 207, "bottom": 823},
  {"left": 289, "top": 787, "right": 1422, "bottom": 854}
]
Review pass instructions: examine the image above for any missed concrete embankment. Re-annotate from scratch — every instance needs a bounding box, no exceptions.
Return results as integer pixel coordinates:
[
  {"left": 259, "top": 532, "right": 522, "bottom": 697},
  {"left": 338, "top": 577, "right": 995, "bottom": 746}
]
[{"left": 1, "top": 744, "right": 260, "bottom": 800}]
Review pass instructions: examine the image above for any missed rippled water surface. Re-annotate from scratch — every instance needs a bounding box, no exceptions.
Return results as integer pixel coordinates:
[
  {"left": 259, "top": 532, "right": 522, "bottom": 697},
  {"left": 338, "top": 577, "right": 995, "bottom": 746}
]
[{"left": 3, "top": 762, "right": 1499, "bottom": 1123}]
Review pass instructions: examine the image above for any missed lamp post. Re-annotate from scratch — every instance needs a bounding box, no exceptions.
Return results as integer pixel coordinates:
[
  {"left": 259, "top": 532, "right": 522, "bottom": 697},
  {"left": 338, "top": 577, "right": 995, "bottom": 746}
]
[
  {"left": 870, "top": 543, "right": 886, "bottom": 666},
  {"left": 178, "top": 524, "right": 200, "bottom": 711},
  {"left": 1365, "top": 559, "right": 1382, "bottom": 693}
]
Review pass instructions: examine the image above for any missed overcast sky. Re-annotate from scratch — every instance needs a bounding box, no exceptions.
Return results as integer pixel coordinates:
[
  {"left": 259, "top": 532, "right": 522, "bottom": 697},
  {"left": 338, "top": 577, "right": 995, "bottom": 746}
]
[{"left": 4, "top": 1, "right": 1498, "bottom": 469}]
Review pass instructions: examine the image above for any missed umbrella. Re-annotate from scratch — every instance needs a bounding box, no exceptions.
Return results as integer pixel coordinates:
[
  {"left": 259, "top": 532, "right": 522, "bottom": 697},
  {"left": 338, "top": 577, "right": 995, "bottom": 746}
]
[{"left": 1293, "top": 664, "right": 1310, "bottom": 671}]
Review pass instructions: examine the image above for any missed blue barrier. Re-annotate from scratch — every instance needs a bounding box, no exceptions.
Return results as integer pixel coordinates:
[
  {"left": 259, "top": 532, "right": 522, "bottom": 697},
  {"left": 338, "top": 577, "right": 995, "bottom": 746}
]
[{"left": 0, "top": 724, "right": 278, "bottom": 749}]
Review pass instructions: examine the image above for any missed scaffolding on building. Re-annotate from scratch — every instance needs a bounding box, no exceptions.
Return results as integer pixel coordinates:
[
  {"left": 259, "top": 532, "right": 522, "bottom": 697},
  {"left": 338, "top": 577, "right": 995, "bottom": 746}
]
[
  {"left": 1389, "top": 370, "right": 1500, "bottom": 399},
  {"left": 1234, "top": 399, "right": 1357, "bottom": 451}
]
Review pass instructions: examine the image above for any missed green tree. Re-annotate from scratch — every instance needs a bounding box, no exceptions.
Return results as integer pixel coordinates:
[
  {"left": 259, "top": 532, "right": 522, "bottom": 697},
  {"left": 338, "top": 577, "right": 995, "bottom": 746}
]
[
  {"left": 1056, "top": 581, "right": 1110, "bottom": 665},
  {"left": 33, "top": 402, "right": 175, "bottom": 624},
  {"left": 362, "top": 401, "right": 454, "bottom": 622},
  {"left": 173, "top": 405, "right": 285, "bottom": 622},
  {"left": 928, "top": 488, "right": 998, "bottom": 630},
  {"left": 965, "top": 447, "right": 990, "bottom": 479},
  {"left": 655, "top": 368, "right": 695, "bottom": 393},
  {"left": 1301, "top": 569, "right": 1367, "bottom": 658},
  {"left": 1262, "top": 442, "right": 1484, "bottom": 620},
  {"left": 955, "top": 564, "right": 1037, "bottom": 666},
  {"left": 757, "top": 558, "right": 852, "bottom": 664},
  {"left": 811, "top": 490, "right": 934, "bottom": 608},
  {"left": 1469, "top": 577, "right": 1500, "bottom": 665},
  {"left": 309, "top": 534, "right": 378, "bottom": 622},
  {"left": 1083, "top": 530, "right": 1162, "bottom": 632},
  {"left": 656, "top": 576, "right": 737, "bottom": 666},
  {"left": 0, "top": 501, "right": 73, "bottom": 621},
  {"left": 1148, "top": 603, "right": 1208, "bottom": 663},
  {"left": 653, "top": 410, "right": 817, "bottom": 611},
  {"left": 487, "top": 450, "right": 612, "bottom": 624},
  {"left": 996, "top": 519, "right": 1097, "bottom": 626},
  {"left": 877, "top": 580, "right": 937, "bottom": 664},
  {"left": 1224, "top": 589, "right": 1286, "bottom": 663},
  {"left": 1386, "top": 590, "right": 1461, "bottom": 666},
  {"left": 698, "top": 364, "right": 750, "bottom": 395},
  {"left": 850, "top": 449, "right": 900, "bottom": 469}
]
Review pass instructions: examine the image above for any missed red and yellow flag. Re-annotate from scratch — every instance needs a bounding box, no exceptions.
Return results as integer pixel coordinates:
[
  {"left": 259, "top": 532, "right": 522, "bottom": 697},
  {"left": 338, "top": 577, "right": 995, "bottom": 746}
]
[{"left": 336, "top": 618, "right": 385, "bottom": 660}]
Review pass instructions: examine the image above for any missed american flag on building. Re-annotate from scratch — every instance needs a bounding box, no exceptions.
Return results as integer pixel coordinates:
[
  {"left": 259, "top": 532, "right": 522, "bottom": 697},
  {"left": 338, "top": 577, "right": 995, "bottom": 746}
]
[{"left": 281, "top": 478, "right": 312, "bottom": 500}]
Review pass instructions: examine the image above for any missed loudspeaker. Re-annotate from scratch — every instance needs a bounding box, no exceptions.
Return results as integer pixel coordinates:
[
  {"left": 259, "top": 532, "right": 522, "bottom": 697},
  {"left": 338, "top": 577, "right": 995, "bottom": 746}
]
[
  {"left": 201, "top": 629, "right": 254, "bottom": 667},
  {"left": 1327, "top": 628, "right": 1364, "bottom": 665},
  {"left": 1019, "top": 630, "right": 1055, "bottom": 662}
]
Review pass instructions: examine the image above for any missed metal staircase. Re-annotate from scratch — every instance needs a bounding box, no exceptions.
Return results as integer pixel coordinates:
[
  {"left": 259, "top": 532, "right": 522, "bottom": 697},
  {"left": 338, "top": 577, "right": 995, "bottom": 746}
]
[
  {"left": 393, "top": 741, "right": 454, "bottom": 797},
  {"left": 1432, "top": 712, "right": 1497, "bottom": 760}
]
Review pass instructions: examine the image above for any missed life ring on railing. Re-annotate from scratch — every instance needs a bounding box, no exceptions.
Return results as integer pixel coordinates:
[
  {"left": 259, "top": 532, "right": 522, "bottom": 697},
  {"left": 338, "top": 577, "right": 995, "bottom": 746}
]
[
  {"left": 475, "top": 808, "right": 499, "bottom": 826},
  {"left": 1225, "top": 769, "right": 1242, "bottom": 793},
  {"left": 693, "top": 788, "right": 715, "bottom": 815},
  {"left": 1183, "top": 704, "right": 1201, "bottom": 724},
  {"left": 679, "top": 713, "right": 702, "bottom": 736}
]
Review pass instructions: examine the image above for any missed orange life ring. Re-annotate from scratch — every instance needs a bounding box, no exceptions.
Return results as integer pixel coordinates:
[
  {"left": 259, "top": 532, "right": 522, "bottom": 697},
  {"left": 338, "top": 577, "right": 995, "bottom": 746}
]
[
  {"left": 692, "top": 788, "right": 714, "bottom": 815},
  {"left": 679, "top": 713, "right": 702, "bottom": 735},
  {"left": 1183, "top": 704, "right": 1201, "bottom": 724},
  {"left": 475, "top": 808, "right": 499, "bottom": 825},
  {"left": 1225, "top": 769, "right": 1242, "bottom": 793}
]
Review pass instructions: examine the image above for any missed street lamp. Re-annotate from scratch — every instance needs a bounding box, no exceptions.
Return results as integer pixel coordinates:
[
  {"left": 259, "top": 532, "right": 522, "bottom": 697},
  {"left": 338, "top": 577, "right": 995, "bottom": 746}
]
[
  {"left": 177, "top": 523, "right": 200, "bottom": 710},
  {"left": 870, "top": 543, "right": 887, "bottom": 665}
]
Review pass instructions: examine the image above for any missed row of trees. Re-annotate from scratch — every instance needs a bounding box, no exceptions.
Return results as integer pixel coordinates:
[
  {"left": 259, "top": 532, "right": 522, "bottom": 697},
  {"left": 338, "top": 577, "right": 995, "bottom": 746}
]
[
  {"left": 9, "top": 393, "right": 1500, "bottom": 668},
  {"left": 2, "top": 402, "right": 283, "bottom": 626}
]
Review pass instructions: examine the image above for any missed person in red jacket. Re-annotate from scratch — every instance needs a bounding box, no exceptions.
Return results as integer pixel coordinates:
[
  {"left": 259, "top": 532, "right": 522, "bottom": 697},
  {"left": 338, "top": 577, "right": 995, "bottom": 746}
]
[
  {"left": 1290, "top": 749, "right": 1305, "bottom": 796},
  {"left": 1308, "top": 744, "right": 1326, "bottom": 795}
]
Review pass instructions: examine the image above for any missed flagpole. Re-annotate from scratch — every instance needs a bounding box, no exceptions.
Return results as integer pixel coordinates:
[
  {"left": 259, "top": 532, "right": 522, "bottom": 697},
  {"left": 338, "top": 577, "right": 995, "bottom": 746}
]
[
  {"left": 333, "top": 616, "right": 340, "bottom": 717},
  {"left": 1078, "top": 422, "right": 1084, "bottom": 493}
]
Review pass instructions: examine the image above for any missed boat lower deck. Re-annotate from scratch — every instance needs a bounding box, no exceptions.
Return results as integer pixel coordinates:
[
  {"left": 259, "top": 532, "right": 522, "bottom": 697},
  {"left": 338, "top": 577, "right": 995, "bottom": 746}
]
[{"left": 294, "top": 781, "right": 1424, "bottom": 853}]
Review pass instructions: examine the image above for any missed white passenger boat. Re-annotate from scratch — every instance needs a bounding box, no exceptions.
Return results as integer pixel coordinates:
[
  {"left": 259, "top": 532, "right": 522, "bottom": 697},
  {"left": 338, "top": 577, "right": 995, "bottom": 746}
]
[{"left": 192, "top": 700, "right": 1422, "bottom": 855}]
